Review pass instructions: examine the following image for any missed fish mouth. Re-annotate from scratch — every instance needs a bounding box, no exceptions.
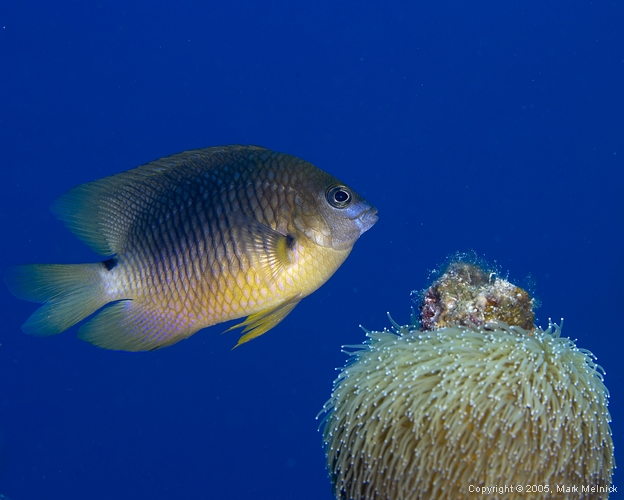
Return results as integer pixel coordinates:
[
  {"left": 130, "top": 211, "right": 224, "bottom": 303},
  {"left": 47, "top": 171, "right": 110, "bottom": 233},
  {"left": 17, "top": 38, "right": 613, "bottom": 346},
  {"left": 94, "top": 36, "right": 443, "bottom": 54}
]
[{"left": 355, "top": 206, "right": 378, "bottom": 233}]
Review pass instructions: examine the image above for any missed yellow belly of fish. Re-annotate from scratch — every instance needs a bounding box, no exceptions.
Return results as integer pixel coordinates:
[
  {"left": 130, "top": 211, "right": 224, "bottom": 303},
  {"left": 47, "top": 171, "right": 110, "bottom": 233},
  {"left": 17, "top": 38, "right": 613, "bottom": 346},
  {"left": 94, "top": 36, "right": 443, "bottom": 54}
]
[{"left": 106, "top": 241, "right": 351, "bottom": 349}]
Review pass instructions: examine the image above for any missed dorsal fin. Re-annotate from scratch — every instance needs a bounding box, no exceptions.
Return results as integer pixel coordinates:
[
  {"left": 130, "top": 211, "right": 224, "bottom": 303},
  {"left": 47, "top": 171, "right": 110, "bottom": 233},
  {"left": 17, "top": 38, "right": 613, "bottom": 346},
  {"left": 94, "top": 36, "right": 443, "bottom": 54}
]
[{"left": 50, "top": 145, "right": 271, "bottom": 255}]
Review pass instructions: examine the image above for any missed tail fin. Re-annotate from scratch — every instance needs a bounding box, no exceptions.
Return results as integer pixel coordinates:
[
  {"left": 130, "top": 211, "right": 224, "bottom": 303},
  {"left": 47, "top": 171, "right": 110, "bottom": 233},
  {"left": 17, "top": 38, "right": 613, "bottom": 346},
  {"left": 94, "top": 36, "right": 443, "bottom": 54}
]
[{"left": 4, "top": 263, "right": 110, "bottom": 336}]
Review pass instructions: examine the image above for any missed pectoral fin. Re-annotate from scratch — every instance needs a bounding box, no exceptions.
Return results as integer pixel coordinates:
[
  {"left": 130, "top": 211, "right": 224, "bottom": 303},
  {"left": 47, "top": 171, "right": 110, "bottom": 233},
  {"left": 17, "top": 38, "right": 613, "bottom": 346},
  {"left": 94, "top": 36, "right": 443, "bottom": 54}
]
[
  {"left": 234, "top": 213, "right": 294, "bottom": 284},
  {"left": 225, "top": 294, "right": 302, "bottom": 348}
]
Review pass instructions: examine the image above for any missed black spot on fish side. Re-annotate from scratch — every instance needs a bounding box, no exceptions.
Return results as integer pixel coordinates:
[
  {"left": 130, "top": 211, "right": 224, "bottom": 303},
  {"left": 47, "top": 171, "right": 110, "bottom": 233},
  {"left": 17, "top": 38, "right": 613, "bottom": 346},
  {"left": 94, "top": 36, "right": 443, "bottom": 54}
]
[
  {"left": 102, "top": 258, "right": 118, "bottom": 271},
  {"left": 286, "top": 234, "right": 295, "bottom": 250}
]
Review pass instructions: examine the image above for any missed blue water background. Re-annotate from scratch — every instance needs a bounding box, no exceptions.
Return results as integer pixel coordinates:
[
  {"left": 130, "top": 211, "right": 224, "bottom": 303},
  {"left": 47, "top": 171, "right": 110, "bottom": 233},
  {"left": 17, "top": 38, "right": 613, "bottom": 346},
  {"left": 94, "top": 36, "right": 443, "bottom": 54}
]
[{"left": 1, "top": 1, "right": 623, "bottom": 498}]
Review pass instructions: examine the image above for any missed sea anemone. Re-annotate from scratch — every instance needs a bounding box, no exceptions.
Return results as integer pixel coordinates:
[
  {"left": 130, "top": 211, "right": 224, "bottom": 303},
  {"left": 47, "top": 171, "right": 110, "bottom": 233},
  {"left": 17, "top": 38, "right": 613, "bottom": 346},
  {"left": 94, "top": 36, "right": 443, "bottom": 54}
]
[{"left": 320, "top": 321, "right": 614, "bottom": 499}]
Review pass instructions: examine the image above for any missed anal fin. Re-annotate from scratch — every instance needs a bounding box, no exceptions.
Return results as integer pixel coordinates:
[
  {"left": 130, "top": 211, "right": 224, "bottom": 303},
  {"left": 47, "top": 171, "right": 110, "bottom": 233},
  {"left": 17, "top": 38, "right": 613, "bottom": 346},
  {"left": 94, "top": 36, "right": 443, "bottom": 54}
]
[{"left": 78, "top": 300, "right": 198, "bottom": 352}]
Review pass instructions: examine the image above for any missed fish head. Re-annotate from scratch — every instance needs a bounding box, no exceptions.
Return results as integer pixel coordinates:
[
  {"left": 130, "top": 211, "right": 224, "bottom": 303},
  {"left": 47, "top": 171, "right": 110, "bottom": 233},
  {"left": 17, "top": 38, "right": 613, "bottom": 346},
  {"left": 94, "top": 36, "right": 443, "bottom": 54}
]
[{"left": 294, "top": 171, "right": 378, "bottom": 251}]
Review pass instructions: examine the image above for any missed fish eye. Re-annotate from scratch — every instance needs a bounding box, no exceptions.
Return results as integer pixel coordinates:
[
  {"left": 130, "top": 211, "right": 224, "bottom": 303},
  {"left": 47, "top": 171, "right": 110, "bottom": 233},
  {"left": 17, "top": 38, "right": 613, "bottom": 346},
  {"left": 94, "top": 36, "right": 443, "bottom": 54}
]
[{"left": 326, "top": 185, "right": 352, "bottom": 208}]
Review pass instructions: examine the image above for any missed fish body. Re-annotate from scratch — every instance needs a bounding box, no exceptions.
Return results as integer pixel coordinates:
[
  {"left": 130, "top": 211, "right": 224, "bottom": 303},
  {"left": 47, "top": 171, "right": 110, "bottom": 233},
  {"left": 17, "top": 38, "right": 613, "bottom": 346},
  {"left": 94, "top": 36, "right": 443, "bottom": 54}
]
[{"left": 5, "top": 145, "right": 377, "bottom": 351}]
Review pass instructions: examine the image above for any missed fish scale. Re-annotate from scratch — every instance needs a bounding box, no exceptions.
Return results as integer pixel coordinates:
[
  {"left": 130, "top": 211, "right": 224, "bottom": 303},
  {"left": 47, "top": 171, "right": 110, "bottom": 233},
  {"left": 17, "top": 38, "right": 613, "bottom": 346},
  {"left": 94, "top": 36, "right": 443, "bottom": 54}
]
[{"left": 5, "top": 145, "right": 377, "bottom": 351}]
